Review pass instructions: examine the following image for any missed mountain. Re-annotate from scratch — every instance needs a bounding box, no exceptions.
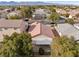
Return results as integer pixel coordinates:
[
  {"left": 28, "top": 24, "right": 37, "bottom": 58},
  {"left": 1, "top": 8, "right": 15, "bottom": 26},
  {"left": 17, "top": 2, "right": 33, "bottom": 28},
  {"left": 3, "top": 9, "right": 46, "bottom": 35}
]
[
  {"left": 0, "top": 1, "right": 79, "bottom": 6},
  {"left": 50, "top": 1, "right": 79, "bottom": 6},
  {"left": 0, "top": 1, "right": 53, "bottom": 6}
]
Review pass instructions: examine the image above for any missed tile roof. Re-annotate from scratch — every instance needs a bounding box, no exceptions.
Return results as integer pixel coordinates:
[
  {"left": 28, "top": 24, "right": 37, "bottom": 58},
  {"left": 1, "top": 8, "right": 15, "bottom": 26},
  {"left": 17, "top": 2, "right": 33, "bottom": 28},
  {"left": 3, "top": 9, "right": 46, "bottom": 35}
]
[
  {"left": 55, "top": 23, "right": 79, "bottom": 40},
  {"left": 56, "top": 9, "right": 67, "bottom": 14},
  {"left": 28, "top": 22, "right": 54, "bottom": 38},
  {"left": 34, "top": 8, "right": 46, "bottom": 15},
  {"left": 0, "top": 19, "right": 22, "bottom": 28},
  {"left": 0, "top": 19, "right": 28, "bottom": 32},
  {"left": 68, "top": 9, "right": 79, "bottom": 16}
]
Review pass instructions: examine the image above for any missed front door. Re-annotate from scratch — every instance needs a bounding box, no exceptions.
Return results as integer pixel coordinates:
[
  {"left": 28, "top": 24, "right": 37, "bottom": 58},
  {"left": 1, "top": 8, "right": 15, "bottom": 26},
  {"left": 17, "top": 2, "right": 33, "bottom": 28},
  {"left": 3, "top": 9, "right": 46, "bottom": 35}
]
[
  {"left": 33, "top": 45, "right": 51, "bottom": 56},
  {"left": 38, "top": 47, "right": 45, "bottom": 55}
]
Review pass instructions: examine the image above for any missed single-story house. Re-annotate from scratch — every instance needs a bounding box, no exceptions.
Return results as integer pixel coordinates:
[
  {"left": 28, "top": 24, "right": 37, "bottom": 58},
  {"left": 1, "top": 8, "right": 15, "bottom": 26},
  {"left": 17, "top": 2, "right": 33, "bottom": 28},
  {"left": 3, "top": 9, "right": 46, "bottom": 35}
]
[
  {"left": 56, "top": 9, "right": 67, "bottom": 15},
  {"left": 32, "top": 8, "right": 50, "bottom": 20},
  {"left": 55, "top": 23, "right": 79, "bottom": 41},
  {"left": 28, "top": 22, "right": 54, "bottom": 55},
  {"left": 7, "top": 10, "right": 21, "bottom": 18},
  {"left": 0, "top": 19, "right": 28, "bottom": 41}
]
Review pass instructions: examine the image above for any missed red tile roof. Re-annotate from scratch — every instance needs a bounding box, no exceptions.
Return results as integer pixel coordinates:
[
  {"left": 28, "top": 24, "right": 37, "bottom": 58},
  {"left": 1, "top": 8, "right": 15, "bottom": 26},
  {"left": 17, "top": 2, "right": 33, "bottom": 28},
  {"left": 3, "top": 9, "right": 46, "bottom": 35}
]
[{"left": 28, "top": 22, "right": 54, "bottom": 38}]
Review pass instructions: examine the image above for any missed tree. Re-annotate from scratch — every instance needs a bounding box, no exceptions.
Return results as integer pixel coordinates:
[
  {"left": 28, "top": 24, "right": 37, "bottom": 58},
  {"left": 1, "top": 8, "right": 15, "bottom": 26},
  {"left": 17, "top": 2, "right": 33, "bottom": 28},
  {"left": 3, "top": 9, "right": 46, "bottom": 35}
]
[
  {"left": 20, "top": 6, "right": 32, "bottom": 19},
  {"left": 51, "top": 36, "right": 77, "bottom": 57},
  {"left": 65, "top": 18, "right": 75, "bottom": 25},
  {"left": 75, "top": 42, "right": 79, "bottom": 56},
  {"left": 0, "top": 32, "right": 33, "bottom": 57},
  {"left": 8, "top": 15, "right": 21, "bottom": 19},
  {"left": 49, "top": 12, "right": 60, "bottom": 25},
  {"left": 49, "top": 7, "right": 56, "bottom": 12}
]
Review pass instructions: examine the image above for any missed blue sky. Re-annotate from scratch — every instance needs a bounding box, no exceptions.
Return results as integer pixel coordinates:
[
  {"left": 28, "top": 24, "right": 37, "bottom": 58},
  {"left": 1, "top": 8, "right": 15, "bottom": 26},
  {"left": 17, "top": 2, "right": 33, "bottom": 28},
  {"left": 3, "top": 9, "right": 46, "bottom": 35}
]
[{"left": 0, "top": 0, "right": 79, "bottom": 2}]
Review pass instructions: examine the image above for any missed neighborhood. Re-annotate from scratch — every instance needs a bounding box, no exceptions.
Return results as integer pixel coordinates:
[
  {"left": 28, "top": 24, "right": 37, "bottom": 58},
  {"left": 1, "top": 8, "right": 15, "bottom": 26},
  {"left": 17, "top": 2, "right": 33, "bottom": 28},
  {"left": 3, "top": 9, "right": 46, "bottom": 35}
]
[{"left": 0, "top": 4, "right": 79, "bottom": 57}]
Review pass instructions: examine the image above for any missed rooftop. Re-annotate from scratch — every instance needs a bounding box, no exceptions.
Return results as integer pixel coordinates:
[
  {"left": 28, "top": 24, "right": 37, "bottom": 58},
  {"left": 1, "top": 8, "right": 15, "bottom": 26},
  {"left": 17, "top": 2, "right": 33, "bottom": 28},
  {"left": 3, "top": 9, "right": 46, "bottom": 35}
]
[
  {"left": 0, "top": 19, "right": 24, "bottom": 28},
  {"left": 55, "top": 23, "right": 79, "bottom": 40},
  {"left": 28, "top": 22, "right": 54, "bottom": 38},
  {"left": 0, "top": 19, "right": 28, "bottom": 32},
  {"left": 34, "top": 8, "right": 47, "bottom": 15}
]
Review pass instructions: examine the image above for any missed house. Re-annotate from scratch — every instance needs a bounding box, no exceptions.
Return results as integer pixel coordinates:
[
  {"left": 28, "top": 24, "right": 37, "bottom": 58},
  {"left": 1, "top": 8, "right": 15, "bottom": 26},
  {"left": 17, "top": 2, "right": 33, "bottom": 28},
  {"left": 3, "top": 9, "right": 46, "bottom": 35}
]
[
  {"left": 0, "top": 19, "right": 28, "bottom": 41},
  {"left": 7, "top": 10, "right": 21, "bottom": 18},
  {"left": 28, "top": 22, "right": 54, "bottom": 55},
  {"left": 32, "top": 8, "right": 50, "bottom": 20},
  {"left": 55, "top": 23, "right": 79, "bottom": 41},
  {"left": 3, "top": 8, "right": 16, "bottom": 13},
  {"left": 67, "top": 9, "right": 79, "bottom": 19},
  {"left": 56, "top": 16, "right": 67, "bottom": 23},
  {"left": 68, "top": 9, "right": 79, "bottom": 17},
  {"left": 0, "top": 10, "right": 8, "bottom": 19},
  {"left": 3, "top": 8, "right": 13, "bottom": 13},
  {"left": 56, "top": 9, "right": 67, "bottom": 15}
]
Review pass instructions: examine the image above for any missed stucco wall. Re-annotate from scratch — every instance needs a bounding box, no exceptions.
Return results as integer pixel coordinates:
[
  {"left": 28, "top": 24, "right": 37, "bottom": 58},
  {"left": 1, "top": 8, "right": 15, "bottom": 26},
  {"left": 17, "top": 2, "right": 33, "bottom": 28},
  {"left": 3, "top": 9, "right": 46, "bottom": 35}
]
[{"left": 32, "top": 35, "right": 52, "bottom": 45}]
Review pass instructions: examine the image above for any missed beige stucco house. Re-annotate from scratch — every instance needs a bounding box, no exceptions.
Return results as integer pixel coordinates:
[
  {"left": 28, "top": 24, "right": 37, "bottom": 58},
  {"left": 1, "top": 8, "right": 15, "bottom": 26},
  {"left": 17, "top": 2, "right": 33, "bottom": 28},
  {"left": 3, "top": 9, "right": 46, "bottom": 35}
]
[
  {"left": 0, "top": 19, "right": 58, "bottom": 56},
  {"left": 32, "top": 8, "right": 50, "bottom": 20},
  {"left": 28, "top": 22, "right": 54, "bottom": 56},
  {"left": 0, "top": 19, "right": 28, "bottom": 41},
  {"left": 56, "top": 9, "right": 67, "bottom": 15}
]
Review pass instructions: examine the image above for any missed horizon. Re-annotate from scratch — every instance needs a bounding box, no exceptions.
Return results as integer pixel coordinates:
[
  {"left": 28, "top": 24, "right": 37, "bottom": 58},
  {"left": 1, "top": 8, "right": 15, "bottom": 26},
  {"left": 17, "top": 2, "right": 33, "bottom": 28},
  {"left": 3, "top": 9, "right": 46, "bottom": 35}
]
[
  {"left": 0, "top": 0, "right": 79, "bottom": 2},
  {"left": 0, "top": 1, "right": 79, "bottom": 6}
]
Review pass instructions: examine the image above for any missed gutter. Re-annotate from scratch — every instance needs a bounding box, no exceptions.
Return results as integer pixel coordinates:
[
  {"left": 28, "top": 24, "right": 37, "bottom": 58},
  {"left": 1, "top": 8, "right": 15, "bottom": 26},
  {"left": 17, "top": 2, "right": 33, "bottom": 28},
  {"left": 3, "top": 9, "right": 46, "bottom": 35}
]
[{"left": 54, "top": 26, "right": 62, "bottom": 36}]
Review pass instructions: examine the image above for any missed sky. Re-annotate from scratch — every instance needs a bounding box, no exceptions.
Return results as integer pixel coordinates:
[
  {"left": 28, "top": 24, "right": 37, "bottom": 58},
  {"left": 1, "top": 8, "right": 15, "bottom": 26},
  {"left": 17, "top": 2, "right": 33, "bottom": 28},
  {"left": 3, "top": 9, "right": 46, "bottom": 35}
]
[{"left": 0, "top": 0, "right": 79, "bottom": 2}]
